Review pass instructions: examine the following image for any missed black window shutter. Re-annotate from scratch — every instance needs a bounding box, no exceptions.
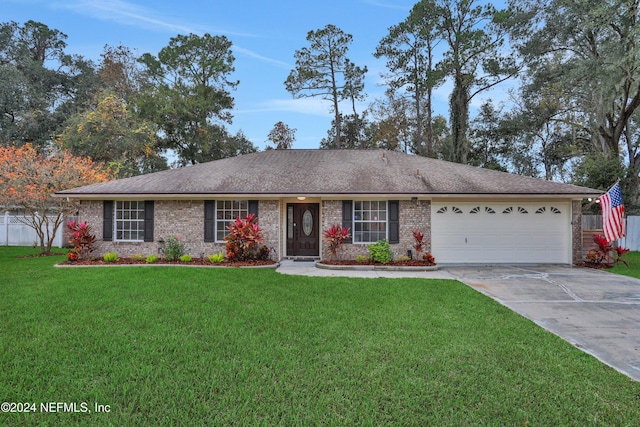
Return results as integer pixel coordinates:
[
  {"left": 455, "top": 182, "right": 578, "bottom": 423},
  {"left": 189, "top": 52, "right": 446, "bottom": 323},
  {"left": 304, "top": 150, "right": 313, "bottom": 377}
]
[
  {"left": 388, "top": 200, "right": 400, "bottom": 244},
  {"left": 144, "top": 201, "right": 154, "bottom": 242},
  {"left": 204, "top": 200, "right": 215, "bottom": 242},
  {"left": 248, "top": 200, "right": 259, "bottom": 218},
  {"left": 342, "top": 200, "right": 353, "bottom": 243},
  {"left": 103, "top": 201, "right": 113, "bottom": 241}
]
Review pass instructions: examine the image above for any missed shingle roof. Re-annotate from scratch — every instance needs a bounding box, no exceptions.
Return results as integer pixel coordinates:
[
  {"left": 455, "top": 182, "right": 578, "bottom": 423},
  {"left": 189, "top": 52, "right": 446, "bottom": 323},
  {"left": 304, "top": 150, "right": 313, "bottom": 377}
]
[{"left": 57, "top": 149, "right": 601, "bottom": 198}]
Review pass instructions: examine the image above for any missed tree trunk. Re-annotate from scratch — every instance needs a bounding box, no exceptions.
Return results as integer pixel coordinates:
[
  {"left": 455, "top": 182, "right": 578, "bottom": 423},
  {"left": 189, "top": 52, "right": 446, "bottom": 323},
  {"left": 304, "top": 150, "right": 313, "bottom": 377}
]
[{"left": 450, "top": 72, "right": 470, "bottom": 164}]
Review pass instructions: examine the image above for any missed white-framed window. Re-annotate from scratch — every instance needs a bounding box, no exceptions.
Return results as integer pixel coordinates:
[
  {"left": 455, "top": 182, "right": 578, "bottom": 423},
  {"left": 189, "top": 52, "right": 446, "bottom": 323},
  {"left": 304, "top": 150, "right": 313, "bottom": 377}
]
[
  {"left": 115, "top": 201, "right": 145, "bottom": 241},
  {"left": 216, "top": 200, "right": 248, "bottom": 241},
  {"left": 353, "top": 200, "right": 387, "bottom": 243}
]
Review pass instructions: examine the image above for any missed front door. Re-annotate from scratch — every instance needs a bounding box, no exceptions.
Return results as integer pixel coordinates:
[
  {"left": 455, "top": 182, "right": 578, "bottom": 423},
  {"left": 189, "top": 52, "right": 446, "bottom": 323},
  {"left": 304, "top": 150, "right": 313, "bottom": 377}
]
[{"left": 287, "top": 203, "right": 320, "bottom": 257}]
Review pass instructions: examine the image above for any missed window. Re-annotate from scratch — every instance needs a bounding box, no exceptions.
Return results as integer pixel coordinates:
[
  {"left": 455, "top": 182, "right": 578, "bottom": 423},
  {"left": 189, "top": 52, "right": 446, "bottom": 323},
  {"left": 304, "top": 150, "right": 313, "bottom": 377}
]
[
  {"left": 353, "top": 200, "right": 387, "bottom": 243},
  {"left": 216, "top": 200, "right": 248, "bottom": 241},
  {"left": 115, "top": 201, "right": 145, "bottom": 241}
]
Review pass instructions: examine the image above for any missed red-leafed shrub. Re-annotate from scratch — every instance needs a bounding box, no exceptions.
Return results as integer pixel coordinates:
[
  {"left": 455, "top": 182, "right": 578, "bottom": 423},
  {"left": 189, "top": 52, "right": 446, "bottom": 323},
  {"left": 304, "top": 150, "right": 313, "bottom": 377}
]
[
  {"left": 423, "top": 252, "right": 435, "bottom": 264},
  {"left": 323, "top": 225, "right": 351, "bottom": 258},
  {"left": 224, "top": 214, "right": 269, "bottom": 261},
  {"left": 413, "top": 230, "right": 426, "bottom": 258},
  {"left": 585, "top": 234, "right": 629, "bottom": 267},
  {"left": 66, "top": 220, "right": 96, "bottom": 260}
]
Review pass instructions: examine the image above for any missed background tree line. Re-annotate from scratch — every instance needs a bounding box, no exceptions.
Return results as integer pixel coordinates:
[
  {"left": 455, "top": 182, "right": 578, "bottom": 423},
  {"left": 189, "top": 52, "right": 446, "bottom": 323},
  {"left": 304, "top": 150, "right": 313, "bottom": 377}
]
[{"left": 1, "top": 0, "right": 639, "bottom": 211}]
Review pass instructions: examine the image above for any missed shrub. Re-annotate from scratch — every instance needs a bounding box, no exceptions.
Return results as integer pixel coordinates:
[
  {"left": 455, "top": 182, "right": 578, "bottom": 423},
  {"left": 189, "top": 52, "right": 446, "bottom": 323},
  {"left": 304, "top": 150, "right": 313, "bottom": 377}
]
[
  {"left": 131, "top": 253, "right": 145, "bottom": 261},
  {"left": 67, "top": 250, "right": 78, "bottom": 262},
  {"left": 225, "top": 214, "right": 264, "bottom": 261},
  {"left": 355, "top": 255, "right": 368, "bottom": 263},
  {"left": 615, "top": 246, "right": 630, "bottom": 266},
  {"left": 66, "top": 220, "right": 96, "bottom": 260},
  {"left": 586, "top": 234, "right": 629, "bottom": 266},
  {"left": 103, "top": 252, "right": 119, "bottom": 263},
  {"left": 395, "top": 255, "right": 410, "bottom": 262},
  {"left": 369, "top": 239, "right": 393, "bottom": 264},
  {"left": 179, "top": 255, "right": 192, "bottom": 262},
  {"left": 164, "top": 236, "right": 185, "bottom": 261},
  {"left": 322, "top": 225, "right": 351, "bottom": 259},
  {"left": 207, "top": 252, "right": 225, "bottom": 263},
  {"left": 146, "top": 255, "right": 158, "bottom": 264},
  {"left": 423, "top": 252, "right": 435, "bottom": 264}
]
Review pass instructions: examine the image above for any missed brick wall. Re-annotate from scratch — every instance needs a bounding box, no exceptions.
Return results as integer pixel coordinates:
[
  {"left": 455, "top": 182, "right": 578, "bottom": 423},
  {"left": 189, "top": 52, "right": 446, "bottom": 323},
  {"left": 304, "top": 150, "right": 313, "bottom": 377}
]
[
  {"left": 320, "top": 199, "right": 431, "bottom": 260},
  {"left": 572, "top": 199, "right": 583, "bottom": 264},
  {"left": 79, "top": 199, "right": 280, "bottom": 259}
]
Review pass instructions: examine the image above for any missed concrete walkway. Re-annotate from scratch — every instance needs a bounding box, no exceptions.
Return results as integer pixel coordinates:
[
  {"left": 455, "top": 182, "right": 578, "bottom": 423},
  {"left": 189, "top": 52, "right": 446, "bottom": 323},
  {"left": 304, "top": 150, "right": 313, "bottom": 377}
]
[{"left": 276, "top": 261, "right": 640, "bottom": 382}]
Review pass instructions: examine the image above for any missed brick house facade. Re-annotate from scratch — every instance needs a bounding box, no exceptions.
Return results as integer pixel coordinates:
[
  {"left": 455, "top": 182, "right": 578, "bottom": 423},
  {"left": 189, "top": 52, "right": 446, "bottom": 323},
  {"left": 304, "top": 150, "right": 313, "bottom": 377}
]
[{"left": 60, "top": 150, "right": 599, "bottom": 265}]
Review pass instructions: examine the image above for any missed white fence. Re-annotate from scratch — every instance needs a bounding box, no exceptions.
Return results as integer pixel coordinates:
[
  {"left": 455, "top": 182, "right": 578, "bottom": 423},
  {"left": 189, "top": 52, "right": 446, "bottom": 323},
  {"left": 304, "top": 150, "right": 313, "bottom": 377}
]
[
  {"left": 0, "top": 211, "right": 67, "bottom": 248},
  {"left": 583, "top": 215, "right": 640, "bottom": 251}
]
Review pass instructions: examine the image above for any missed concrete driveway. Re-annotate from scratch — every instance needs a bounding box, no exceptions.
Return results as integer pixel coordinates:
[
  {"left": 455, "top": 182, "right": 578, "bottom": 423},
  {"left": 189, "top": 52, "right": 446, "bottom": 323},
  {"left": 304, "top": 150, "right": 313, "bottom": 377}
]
[
  {"left": 446, "top": 265, "right": 640, "bottom": 382},
  {"left": 277, "top": 261, "right": 640, "bottom": 381}
]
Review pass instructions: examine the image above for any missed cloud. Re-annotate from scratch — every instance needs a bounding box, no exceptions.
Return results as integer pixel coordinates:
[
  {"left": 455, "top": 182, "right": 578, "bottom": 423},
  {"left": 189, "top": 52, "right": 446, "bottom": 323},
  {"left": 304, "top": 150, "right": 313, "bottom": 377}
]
[
  {"left": 49, "top": 0, "right": 289, "bottom": 67},
  {"left": 359, "top": 0, "right": 411, "bottom": 10},
  {"left": 232, "top": 45, "right": 290, "bottom": 68},
  {"left": 236, "top": 98, "right": 334, "bottom": 117},
  {"left": 52, "top": 0, "right": 255, "bottom": 37}
]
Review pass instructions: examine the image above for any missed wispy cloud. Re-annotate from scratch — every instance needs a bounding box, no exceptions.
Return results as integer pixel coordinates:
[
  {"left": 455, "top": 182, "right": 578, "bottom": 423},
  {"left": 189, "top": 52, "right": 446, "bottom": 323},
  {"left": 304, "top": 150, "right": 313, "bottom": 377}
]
[
  {"left": 49, "top": 0, "right": 287, "bottom": 66},
  {"left": 359, "top": 0, "right": 411, "bottom": 11},
  {"left": 232, "top": 45, "right": 290, "bottom": 68},
  {"left": 53, "top": 0, "right": 201, "bottom": 35},
  {"left": 236, "top": 98, "right": 334, "bottom": 117}
]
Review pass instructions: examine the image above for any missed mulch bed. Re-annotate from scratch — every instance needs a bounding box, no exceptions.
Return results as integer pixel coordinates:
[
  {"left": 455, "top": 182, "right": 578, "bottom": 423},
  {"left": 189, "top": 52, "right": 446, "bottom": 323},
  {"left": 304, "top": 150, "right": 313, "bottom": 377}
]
[
  {"left": 575, "top": 262, "right": 613, "bottom": 270},
  {"left": 320, "top": 259, "right": 436, "bottom": 267},
  {"left": 60, "top": 258, "right": 277, "bottom": 267}
]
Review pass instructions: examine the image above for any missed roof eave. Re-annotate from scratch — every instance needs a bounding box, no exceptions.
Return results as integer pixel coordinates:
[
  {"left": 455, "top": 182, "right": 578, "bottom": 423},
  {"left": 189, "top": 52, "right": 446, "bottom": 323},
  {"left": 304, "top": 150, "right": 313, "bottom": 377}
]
[{"left": 54, "top": 191, "right": 602, "bottom": 200}]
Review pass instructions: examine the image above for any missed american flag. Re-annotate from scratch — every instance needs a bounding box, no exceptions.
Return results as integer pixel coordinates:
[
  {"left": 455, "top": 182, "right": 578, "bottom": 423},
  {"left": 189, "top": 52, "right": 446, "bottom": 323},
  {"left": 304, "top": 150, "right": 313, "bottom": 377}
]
[{"left": 600, "top": 182, "right": 625, "bottom": 243}]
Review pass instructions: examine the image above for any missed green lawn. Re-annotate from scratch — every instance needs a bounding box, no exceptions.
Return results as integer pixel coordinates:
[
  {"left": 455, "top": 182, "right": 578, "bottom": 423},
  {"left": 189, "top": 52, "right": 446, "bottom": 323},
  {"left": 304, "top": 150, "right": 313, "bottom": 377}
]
[
  {"left": 609, "top": 250, "right": 640, "bottom": 278},
  {"left": 1, "top": 247, "right": 639, "bottom": 426}
]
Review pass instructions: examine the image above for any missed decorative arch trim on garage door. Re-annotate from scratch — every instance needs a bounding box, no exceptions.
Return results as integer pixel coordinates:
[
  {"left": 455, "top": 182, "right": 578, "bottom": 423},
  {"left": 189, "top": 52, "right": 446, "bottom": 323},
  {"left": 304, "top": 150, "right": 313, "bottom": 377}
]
[{"left": 431, "top": 202, "right": 571, "bottom": 264}]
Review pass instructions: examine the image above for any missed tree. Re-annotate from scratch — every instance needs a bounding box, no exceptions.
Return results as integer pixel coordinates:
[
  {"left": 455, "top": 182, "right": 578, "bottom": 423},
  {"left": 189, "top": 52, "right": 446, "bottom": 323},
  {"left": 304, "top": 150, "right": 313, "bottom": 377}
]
[
  {"left": 365, "top": 90, "right": 413, "bottom": 152},
  {"left": 319, "top": 112, "right": 374, "bottom": 149},
  {"left": 57, "top": 92, "right": 167, "bottom": 177},
  {"left": 285, "top": 24, "right": 367, "bottom": 149},
  {"left": 506, "top": 0, "right": 640, "bottom": 207},
  {"left": 0, "top": 21, "right": 71, "bottom": 149},
  {"left": 266, "top": 121, "right": 296, "bottom": 149},
  {"left": 438, "top": 0, "right": 518, "bottom": 164},
  {"left": 0, "top": 144, "right": 113, "bottom": 254},
  {"left": 0, "top": 21, "right": 100, "bottom": 151},
  {"left": 98, "top": 44, "right": 145, "bottom": 101},
  {"left": 138, "top": 33, "right": 254, "bottom": 165},
  {"left": 375, "top": 0, "right": 445, "bottom": 157}
]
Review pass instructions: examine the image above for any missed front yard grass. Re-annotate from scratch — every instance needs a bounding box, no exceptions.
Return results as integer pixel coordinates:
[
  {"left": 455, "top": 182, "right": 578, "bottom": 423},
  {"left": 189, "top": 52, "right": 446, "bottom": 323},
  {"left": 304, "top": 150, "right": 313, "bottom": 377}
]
[
  {"left": 609, "top": 250, "right": 640, "bottom": 278},
  {"left": 1, "top": 247, "right": 639, "bottom": 426}
]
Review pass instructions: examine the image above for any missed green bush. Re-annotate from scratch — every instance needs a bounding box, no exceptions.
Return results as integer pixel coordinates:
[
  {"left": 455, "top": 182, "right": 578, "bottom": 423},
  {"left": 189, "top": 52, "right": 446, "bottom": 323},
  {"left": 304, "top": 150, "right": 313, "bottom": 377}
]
[
  {"left": 179, "top": 255, "right": 192, "bottom": 262},
  {"left": 146, "top": 255, "right": 159, "bottom": 264},
  {"left": 103, "top": 252, "right": 119, "bottom": 263},
  {"left": 164, "top": 236, "right": 185, "bottom": 261},
  {"left": 355, "top": 255, "right": 368, "bottom": 263},
  {"left": 368, "top": 239, "right": 393, "bottom": 264},
  {"left": 207, "top": 252, "right": 225, "bottom": 263}
]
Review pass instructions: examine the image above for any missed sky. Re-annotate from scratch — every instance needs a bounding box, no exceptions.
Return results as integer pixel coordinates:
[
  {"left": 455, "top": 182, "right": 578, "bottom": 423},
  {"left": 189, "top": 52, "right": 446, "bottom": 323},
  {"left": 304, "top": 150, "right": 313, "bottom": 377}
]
[{"left": 1, "top": 0, "right": 511, "bottom": 151}]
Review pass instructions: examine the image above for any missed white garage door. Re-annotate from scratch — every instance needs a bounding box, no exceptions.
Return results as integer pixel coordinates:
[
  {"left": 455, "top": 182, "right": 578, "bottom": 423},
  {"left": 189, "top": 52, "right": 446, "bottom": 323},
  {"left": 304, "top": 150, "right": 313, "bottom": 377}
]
[{"left": 431, "top": 202, "right": 571, "bottom": 264}]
